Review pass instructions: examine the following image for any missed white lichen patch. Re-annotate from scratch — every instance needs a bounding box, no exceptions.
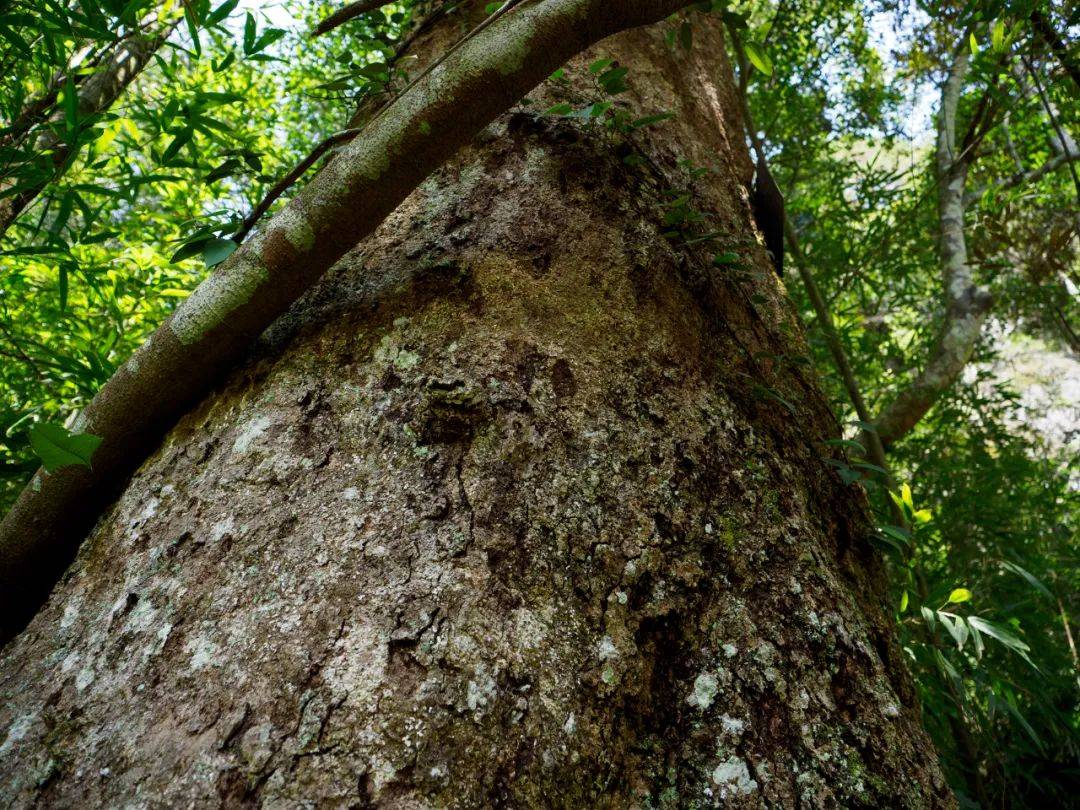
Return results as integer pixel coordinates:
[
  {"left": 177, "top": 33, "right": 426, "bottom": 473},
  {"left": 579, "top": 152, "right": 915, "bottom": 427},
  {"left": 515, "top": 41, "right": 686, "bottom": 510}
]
[
  {"left": 511, "top": 608, "right": 548, "bottom": 651},
  {"left": 0, "top": 714, "right": 35, "bottom": 756},
  {"left": 722, "top": 643, "right": 738, "bottom": 658},
  {"left": 208, "top": 516, "right": 235, "bottom": 543},
  {"left": 712, "top": 756, "right": 758, "bottom": 797},
  {"left": 232, "top": 414, "right": 273, "bottom": 455},
  {"left": 60, "top": 599, "right": 81, "bottom": 630},
  {"left": 686, "top": 671, "right": 719, "bottom": 710},
  {"left": 720, "top": 714, "right": 746, "bottom": 737},
  {"left": 394, "top": 349, "right": 421, "bottom": 371},
  {"left": 596, "top": 635, "right": 619, "bottom": 661},
  {"left": 185, "top": 635, "right": 219, "bottom": 671},
  {"left": 466, "top": 668, "right": 497, "bottom": 714},
  {"left": 75, "top": 665, "right": 96, "bottom": 691},
  {"left": 323, "top": 622, "right": 387, "bottom": 710},
  {"left": 126, "top": 496, "right": 160, "bottom": 539},
  {"left": 170, "top": 248, "right": 269, "bottom": 346},
  {"left": 563, "top": 712, "right": 576, "bottom": 735}
]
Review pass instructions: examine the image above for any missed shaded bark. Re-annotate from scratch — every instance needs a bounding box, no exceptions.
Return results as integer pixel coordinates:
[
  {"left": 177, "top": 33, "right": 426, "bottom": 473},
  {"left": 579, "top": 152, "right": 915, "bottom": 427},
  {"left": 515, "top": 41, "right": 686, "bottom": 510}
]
[{"left": 0, "top": 11, "right": 951, "bottom": 808}]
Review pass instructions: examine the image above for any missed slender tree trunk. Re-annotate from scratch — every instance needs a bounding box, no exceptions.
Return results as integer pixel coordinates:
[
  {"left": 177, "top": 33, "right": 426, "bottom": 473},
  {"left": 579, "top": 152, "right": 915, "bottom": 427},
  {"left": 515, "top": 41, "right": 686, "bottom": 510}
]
[
  {"left": 874, "top": 47, "right": 992, "bottom": 449},
  {"left": 0, "top": 27, "right": 168, "bottom": 239},
  {"left": 0, "top": 13, "right": 951, "bottom": 807}
]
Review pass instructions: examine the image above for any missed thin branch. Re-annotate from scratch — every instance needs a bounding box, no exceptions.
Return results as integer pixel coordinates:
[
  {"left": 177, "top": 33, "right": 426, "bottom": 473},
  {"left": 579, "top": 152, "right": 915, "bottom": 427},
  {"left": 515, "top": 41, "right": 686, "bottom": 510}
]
[
  {"left": 1022, "top": 53, "right": 1080, "bottom": 205},
  {"left": 726, "top": 19, "right": 903, "bottom": 527},
  {"left": 234, "top": 128, "right": 362, "bottom": 243},
  {"left": 311, "top": 0, "right": 391, "bottom": 38},
  {"left": 1029, "top": 9, "right": 1080, "bottom": 93},
  {"left": 965, "top": 147, "right": 1080, "bottom": 204}
]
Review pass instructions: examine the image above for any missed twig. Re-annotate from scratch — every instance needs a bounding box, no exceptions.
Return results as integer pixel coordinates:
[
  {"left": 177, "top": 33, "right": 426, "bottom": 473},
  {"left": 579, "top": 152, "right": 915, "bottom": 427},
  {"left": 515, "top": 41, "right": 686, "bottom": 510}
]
[
  {"left": 234, "top": 128, "right": 362, "bottom": 243},
  {"left": 1022, "top": 53, "right": 1080, "bottom": 204},
  {"left": 311, "top": 0, "right": 391, "bottom": 38},
  {"left": 1029, "top": 9, "right": 1080, "bottom": 93}
]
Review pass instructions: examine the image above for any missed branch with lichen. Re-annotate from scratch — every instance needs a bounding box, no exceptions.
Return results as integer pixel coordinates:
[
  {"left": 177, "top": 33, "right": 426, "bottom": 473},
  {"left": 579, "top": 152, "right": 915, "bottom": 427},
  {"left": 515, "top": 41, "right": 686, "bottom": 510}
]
[{"left": 874, "top": 45, "right": 993, "bottom": 448}]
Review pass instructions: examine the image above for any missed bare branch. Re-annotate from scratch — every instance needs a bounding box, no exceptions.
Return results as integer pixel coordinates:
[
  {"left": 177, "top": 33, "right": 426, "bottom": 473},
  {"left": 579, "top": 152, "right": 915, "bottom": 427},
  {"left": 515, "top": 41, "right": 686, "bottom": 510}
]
[
  {"left": 875, "top": 44, "right": 993, "bottom": 448},
  {"left": 311, "top": 0, "right": 391, "bottom": 38}
]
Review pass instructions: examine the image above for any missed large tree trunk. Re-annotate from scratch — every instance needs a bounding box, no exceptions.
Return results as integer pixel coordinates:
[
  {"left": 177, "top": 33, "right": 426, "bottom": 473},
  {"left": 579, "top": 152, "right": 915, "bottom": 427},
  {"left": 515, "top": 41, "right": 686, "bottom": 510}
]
[{"left": 0, "top": 13, "right": 950, "bottom": 807}]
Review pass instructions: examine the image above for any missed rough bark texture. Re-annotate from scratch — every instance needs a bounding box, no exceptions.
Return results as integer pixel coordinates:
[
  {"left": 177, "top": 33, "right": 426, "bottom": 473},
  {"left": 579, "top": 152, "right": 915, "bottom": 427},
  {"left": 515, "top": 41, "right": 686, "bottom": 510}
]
[{"left": 0, "top": 14, "right": 951, "bottom": 808}]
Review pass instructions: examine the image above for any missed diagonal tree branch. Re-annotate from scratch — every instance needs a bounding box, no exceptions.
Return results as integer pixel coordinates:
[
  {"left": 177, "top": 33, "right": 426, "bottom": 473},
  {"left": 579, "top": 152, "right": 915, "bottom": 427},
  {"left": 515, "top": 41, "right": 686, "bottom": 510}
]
[
  {"left": 0, "top": 0, "right": 697, "bottom": 643},
  {"left": 875, "top": 45, "right": 994, "bottom": 448},
  {"left": 0, "top": 25, "right": 172, "bottom": 240},
  {"left": 311, "top": 0, "right": 393, "bottom": 38},
  {"left": 1029, "top": 8, "right": 1080, "bottom": 93}
]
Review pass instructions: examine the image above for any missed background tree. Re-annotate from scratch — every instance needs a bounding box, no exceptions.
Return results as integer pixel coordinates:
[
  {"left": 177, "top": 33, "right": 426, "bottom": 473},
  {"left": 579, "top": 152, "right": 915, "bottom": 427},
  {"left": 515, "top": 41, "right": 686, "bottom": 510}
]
[{"left": 734, "top": 0, "right": 1078, "bottom": 803}]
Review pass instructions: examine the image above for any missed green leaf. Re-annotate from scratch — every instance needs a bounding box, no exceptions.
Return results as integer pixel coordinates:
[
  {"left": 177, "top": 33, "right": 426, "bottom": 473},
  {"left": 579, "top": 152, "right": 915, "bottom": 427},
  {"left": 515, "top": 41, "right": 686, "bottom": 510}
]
[
  {"left": 920, "top": 605, "right": 936, "bottom": 632},
  {"left": 598, "top": 66, "right": 630, "bottom": 95},
  {"left": 878, "top": 524, "right": 912, "bottom": 544},
  {"left": 822, "top": 438, "right": 866, "bottom": 454},
  {"left": 544, "top": 103, "right": 574, "bottom": 116},
  {"left": 947, "top": 587, "right": 972, "bottom": 604},
  {"left": 679, "top": 20, "right": 693, "bottom": 51},
  {"left": 630, "top": 112, "right": 674, "bottom": 129},
  {"left": 28, "top": 422, "right": 102, "bottom": 472},
  {"left": 202, "top": 238, "right": 238, "bottom": 267},
  {"left": 1000, "top": 561, "right": 1053, "bottom": 599},
  {"left": 969, "top": 32, "right": 979, "bottom": 54},
  {"left": 967, "top": 616, "right": 1036, "bottom": 668},
  {"left": 743, "top": 40, "right": 773, "bottom": 76},
  {"left": 991, "top": 19, "right": 1005, "bottom": 51},
  {"left": 243, "top": 12, "right": 256, "bottom": 54},
  {"left": 207, "top": 0, "right": 239, "bottom": 25},
  {"left": 938, "top": 611, "right": 969, "bottom": 650}
]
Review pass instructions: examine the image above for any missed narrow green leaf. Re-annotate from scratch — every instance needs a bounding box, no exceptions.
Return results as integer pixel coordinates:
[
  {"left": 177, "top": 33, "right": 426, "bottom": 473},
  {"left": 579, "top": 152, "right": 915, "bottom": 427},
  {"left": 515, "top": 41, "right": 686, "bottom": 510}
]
[{"left": 743, "top": 40, "right": 773, "bottom": 76}]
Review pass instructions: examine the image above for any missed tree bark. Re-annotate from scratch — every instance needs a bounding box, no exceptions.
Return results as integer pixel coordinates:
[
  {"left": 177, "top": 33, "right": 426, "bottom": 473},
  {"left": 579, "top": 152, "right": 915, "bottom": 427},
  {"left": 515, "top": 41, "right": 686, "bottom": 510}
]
[
  {"left": 0, "top": 0, "right": 696, "bottom": 645},
  {"left": 0, "top": 12, "right": 951, "bottom": 807}
]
